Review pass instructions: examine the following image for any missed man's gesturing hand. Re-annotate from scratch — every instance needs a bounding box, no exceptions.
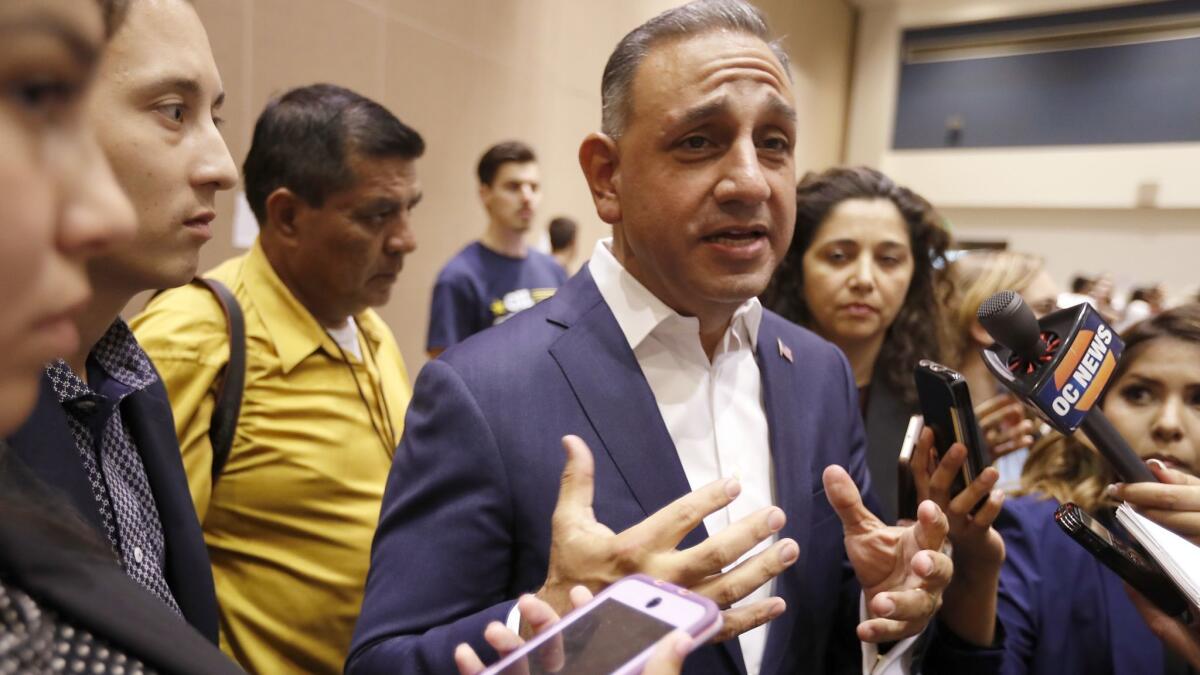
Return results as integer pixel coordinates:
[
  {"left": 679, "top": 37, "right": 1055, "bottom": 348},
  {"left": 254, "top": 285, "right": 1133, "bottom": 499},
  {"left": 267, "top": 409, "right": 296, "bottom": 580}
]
[
  {"left": 535, "top": 436, "right": 799, "bottom": 642},
  {"left": 823, "top": 465, "right": 953, "bottom": 643}
]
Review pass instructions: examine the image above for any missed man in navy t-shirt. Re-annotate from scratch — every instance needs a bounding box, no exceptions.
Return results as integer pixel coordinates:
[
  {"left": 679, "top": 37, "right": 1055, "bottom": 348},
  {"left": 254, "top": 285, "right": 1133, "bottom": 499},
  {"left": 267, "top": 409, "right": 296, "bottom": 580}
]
[{"left": 426, "top": 141, "right": 567, "bottom": 357}]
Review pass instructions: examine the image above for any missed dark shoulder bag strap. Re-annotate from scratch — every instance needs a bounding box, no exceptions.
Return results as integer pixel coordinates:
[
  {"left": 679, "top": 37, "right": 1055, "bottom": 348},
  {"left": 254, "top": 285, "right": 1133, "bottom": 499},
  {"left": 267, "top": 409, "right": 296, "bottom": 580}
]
[{"left": 192, "top": 278, "right": 245, "bottom": 483}]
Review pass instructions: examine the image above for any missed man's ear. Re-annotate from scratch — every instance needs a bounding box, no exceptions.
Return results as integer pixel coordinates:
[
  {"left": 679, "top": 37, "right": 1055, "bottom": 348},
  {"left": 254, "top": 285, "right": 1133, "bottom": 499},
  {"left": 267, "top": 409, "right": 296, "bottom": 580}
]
[
  {"left": 578, "top": 132, "right": 621, "bottom": 225},
  {"left": 264, "top": 188, "right": 302, "bottom": 243}
]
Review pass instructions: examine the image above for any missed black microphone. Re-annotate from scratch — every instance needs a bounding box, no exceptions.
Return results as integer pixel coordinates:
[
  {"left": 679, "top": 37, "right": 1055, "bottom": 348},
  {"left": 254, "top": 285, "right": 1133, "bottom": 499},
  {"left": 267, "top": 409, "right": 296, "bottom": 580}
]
[
  {"left": 978, "top": 290, "right": 1046, "bottom": 364},
  {"left": 977, "top": 291, "right": 1156, "bottom": 484}
]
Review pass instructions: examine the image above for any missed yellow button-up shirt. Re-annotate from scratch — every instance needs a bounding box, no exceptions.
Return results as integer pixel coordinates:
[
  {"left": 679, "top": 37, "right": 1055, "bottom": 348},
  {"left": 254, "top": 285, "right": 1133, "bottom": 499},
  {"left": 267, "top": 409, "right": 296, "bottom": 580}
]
[{"left": 130, "top": 240, "right": 410, "bottom": 675}]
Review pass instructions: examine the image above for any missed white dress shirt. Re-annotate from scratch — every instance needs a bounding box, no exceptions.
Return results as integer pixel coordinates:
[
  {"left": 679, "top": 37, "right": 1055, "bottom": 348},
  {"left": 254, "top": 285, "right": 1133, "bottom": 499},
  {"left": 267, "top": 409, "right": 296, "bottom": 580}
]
[
  {"left": 509, "top": 239, "right": 917, "bottom": 675},
  {"left": 589, "top": 239, "right": 775, "bottom": 674}
]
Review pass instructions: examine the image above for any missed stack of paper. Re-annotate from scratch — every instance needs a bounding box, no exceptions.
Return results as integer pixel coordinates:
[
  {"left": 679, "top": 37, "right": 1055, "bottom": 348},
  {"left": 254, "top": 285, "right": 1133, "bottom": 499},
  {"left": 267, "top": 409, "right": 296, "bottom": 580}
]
[{"left": 1117, "top": 503, "right": 1200, "bottom": 607}]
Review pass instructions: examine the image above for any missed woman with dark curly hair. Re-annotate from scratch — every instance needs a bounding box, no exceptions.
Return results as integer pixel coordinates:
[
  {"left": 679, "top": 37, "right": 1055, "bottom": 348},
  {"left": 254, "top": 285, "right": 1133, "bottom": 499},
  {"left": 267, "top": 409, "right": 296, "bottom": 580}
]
[{"left": 762, "top": 166, "right": 950, "bottom": 523}]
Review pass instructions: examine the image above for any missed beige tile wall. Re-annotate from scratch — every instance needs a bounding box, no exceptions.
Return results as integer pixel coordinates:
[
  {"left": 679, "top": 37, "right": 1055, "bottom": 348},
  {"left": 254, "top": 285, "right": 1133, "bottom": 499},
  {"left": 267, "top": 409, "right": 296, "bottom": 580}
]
[{"left": 181, "top": 0, "right": 855, "bottom": 372}]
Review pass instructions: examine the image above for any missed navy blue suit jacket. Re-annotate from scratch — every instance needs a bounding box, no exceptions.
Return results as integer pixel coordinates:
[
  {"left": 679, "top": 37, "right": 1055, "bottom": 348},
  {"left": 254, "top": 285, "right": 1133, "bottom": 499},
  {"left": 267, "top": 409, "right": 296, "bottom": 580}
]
[
  {"left": 6, "top": 371, "right": 219, "bottom": 644},
  {"left": 348, "top": 269, "right": 998, "bottom": 674},
  {"left": 996, "top": 494, "right": 1168, "bottom": 675}
]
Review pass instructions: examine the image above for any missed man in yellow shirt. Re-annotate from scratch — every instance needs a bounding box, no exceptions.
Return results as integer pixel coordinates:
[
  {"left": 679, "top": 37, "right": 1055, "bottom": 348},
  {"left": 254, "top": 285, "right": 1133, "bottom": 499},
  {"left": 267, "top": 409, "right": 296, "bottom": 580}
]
[{"left": 131, "top": 83, "right": 424, "bottom": 674}]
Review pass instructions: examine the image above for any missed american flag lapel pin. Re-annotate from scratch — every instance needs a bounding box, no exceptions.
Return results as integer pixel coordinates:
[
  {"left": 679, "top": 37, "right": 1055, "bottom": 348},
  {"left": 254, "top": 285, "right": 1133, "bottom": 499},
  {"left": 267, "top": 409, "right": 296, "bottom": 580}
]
[{"left": 777, "top": 337, "right": 793, "bottom": 363}]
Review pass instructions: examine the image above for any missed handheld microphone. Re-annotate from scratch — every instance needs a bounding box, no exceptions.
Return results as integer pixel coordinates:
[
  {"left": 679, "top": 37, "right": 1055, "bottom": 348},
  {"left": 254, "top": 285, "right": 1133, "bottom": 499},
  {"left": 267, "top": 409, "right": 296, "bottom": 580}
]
[{"left": 977, "top": 291, "right": 1156, "bottom": 484}]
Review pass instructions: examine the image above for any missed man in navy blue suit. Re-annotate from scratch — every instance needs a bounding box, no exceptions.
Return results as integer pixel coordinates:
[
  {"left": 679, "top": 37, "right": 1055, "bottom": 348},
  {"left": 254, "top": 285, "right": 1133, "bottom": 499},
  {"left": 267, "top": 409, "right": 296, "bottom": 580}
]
[{"left": 349, "top": 2, "right": 997, "bottom": 673}]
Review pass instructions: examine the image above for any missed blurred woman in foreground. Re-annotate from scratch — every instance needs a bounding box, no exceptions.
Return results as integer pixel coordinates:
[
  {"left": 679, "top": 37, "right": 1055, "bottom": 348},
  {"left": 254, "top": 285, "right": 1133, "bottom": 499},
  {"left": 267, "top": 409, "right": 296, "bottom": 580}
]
[
  {"left": 996, "top": 304, "right": 1200, "bottom": 674},
  {"left": 0, "top": 1, "right": 239, "bottom": 672}
]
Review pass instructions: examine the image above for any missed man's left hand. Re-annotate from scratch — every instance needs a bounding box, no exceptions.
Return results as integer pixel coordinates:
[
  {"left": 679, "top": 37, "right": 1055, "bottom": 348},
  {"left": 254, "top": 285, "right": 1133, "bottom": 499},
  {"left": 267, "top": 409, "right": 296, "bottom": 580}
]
[{"left": 824, "top": 465, "right": 953, "bottom": 643}]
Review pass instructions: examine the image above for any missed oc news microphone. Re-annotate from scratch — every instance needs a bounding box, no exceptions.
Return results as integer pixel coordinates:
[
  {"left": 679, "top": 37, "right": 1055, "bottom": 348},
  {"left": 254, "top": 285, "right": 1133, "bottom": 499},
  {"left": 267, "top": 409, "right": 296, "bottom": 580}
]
[{"left": 976, "top": 290, "right": 1156, "bottom": 484}]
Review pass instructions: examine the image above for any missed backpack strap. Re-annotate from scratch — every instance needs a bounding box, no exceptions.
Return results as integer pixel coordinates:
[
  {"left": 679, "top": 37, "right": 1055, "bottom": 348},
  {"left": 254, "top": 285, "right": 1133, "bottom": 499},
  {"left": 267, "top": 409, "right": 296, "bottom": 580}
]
[{"left": 191, "top": 278, "right": 245, "bottom": 483}]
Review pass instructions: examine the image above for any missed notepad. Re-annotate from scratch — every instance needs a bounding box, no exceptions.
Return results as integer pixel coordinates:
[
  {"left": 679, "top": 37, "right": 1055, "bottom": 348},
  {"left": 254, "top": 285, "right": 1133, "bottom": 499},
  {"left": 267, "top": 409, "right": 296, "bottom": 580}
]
[{"left": 1117, "top": 502, "right": 1200, "bottom": 607}]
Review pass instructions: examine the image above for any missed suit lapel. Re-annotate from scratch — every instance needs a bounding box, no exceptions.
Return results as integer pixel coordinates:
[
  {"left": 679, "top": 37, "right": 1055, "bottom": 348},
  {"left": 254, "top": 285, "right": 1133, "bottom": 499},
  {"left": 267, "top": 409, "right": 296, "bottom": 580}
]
[
  {"left": 546, "top": 272, "right": 700, "bottom": 544},
  {"left": 547, "top": 271, "right": 748, "bottom": 673},
  {"left": 863, "top": 373, "right": 908, "bottom": 524},
  {"left": 121, "top": 382, "right": 219, "bottom": 643},
  {"left": 756, "top": 320, "right": 812, "bottom": 675}
]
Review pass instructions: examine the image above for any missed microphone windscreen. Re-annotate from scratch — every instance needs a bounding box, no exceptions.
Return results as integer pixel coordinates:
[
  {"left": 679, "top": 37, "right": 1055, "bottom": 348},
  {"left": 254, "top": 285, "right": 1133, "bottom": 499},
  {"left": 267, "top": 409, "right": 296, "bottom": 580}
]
[{"left": 978, "top": 290, "right": 1045, "bottom": 363}]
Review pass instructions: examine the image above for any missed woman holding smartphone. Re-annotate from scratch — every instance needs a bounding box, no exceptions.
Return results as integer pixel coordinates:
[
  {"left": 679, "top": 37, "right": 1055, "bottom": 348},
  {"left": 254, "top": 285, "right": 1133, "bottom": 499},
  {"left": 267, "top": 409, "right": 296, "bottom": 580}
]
[
  {"left": 993, "top": 303, "right": 1200, "bottom": 674},
  {"left": 762, "top": 166, "right": 950, "bottom": 525},
  {"left": 763, "top": 166, "right": 1008, "bottom": 650},
  {"left": 0, "top": 1, "right": 240, "bottom": 672}
]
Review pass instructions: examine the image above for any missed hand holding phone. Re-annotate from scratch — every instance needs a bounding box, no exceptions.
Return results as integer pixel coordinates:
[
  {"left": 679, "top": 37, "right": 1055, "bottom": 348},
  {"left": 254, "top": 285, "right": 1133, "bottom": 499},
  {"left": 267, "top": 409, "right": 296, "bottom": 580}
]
[
  {"left": 479, "top": 575, "right": 720, "bottom": 675},
  {"left": 533, "top": 436, "right": 794, "bottom": 643},
  {"left": 914, "top": 361, "right": 988, "bottom": 499},
  {"left": 1055, "top": 502, "right": 1189, "bottom": 618}
]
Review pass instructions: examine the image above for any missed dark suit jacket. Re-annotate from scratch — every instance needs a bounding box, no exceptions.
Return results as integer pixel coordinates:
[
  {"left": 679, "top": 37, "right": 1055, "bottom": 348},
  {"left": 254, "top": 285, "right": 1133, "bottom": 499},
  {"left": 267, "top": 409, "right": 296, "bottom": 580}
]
[
  {"left": 348, "top": 269, "right": 1000, "bottom": 674},
  {"left": 996, "top": 494, "right": 1169, "bottom": 675},
  {"left": 6, "top": 372, "right": 219, "bottom": 643},
  {"left": 0, "top": 446, "right": 240, "bottom": 675},
  {"left": 863, "top": 372, "right": 915, "bottom": 525}
]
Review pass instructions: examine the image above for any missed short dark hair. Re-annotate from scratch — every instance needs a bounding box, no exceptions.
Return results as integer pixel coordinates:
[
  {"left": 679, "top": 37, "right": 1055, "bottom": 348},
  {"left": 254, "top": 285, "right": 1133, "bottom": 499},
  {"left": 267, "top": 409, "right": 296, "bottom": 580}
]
[
  {"left": 243, "top": 83, "right": 425, "bottom": 225},
  {"left": 601, "top": 0, "right": 790, "bottom": 138},
  {"left": 97, "top": 0, "right": 193, "bottom": 38},
  {"left": 548, "top": 217, "right": 578, "bottom": 252},
  {"left": 477, "top": 141, "right": 536, "bottom": 186},
  {"left": 762, "top": 166, "right": 951, "bottom": 406}
]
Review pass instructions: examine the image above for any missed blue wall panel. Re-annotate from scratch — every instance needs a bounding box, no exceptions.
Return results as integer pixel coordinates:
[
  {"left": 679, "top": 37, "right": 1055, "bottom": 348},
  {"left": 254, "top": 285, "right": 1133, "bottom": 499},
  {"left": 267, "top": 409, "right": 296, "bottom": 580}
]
[{"left": 892, "top": 36, "right": 1200, "bottom": 149}]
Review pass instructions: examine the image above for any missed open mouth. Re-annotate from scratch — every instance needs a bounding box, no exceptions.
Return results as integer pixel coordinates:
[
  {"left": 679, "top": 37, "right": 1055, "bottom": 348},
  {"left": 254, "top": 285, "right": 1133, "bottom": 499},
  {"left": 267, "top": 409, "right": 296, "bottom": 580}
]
[{"left": 702, "top": 227, "right": 768, "bottom": 247}]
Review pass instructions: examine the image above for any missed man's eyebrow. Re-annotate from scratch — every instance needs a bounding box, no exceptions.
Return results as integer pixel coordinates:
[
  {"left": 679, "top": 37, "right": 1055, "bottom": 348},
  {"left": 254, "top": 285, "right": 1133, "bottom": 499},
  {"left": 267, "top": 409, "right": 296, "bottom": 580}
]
[
  {"left": 674, "top": 94, "right": 798, "bottom": 131},
  {"left": 358, "top": 191, "right": 423, "bottom": 210},
  {"left": 766, "top": 96, "right": 798, "bottom": 124},
  {"left": 675, "top": 98, "right": 730, "bottom": 131},
  {"left": 0, "top": 16, "right": 100, "bottom": 68},
  {"left": 133, "top": 75, "right": 226, "bottom": 107}
]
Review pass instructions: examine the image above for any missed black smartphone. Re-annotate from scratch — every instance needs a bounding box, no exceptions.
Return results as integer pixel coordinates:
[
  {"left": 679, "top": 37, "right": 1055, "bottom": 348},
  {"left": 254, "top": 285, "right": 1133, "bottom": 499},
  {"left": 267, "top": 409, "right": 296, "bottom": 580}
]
[
  {"left": 896, "top": 415, "right": 924, "bottom": 521},
  {"left": 1055, "top": 502, "right": 1189, "bottom": 617},
  {"left": 914, "top": 360, "right": 987, "bottom": 498}
]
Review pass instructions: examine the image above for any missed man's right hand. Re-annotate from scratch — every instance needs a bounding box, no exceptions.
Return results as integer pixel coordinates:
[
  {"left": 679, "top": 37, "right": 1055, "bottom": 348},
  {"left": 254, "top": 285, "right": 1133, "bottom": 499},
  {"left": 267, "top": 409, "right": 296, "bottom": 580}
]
[{"left": 535, "top": 435, "right": 798, "bottom": 642}]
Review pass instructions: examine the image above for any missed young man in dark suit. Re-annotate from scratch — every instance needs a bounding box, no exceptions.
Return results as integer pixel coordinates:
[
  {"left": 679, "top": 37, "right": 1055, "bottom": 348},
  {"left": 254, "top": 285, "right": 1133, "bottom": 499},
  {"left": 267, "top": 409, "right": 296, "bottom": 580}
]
[{"left": 5, "top": 0, "right": 237, "bottom": 643}]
